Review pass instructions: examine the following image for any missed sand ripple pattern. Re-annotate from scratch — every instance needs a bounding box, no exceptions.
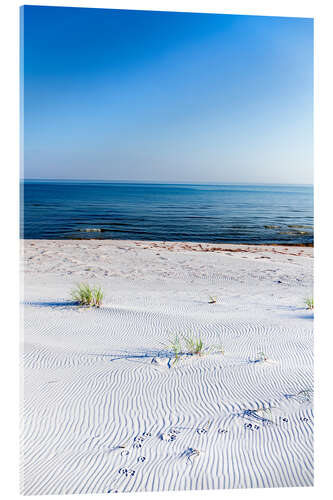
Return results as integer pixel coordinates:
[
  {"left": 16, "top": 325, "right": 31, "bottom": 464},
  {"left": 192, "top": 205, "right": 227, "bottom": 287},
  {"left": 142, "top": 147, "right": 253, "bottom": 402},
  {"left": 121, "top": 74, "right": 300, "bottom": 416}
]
[{"left": 21, "top": 241, "right": 313, "bottom": 494}]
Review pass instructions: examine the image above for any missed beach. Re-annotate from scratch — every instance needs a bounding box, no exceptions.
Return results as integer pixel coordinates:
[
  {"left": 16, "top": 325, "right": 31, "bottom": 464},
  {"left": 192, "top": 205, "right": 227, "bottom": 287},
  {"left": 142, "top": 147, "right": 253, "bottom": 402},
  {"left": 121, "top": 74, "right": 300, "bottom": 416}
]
[{"left": 21, "top": 239, "right": 314, "bottom": 495}]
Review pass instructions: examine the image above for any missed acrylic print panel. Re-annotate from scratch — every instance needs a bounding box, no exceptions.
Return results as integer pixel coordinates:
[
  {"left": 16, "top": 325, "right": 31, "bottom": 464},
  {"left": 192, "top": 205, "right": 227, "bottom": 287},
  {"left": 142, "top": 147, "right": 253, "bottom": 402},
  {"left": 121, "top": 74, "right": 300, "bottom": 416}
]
[{"left": 21, "top": 5, "right": 314, "bottom": 496}]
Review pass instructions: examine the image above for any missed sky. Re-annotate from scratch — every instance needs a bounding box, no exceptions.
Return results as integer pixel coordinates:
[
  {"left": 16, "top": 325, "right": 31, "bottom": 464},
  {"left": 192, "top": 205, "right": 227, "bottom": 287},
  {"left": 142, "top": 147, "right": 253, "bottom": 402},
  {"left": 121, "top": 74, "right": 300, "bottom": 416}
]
[{"left": 21, "top": 6, "right": 313, "bottom": 184}]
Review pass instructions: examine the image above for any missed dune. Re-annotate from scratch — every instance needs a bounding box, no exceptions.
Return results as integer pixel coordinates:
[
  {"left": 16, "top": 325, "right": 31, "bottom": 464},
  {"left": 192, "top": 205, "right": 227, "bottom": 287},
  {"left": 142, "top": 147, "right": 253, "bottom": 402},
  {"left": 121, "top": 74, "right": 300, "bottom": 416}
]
[{"left": 21, "top": 239, "right": 313, "bottom": 495}]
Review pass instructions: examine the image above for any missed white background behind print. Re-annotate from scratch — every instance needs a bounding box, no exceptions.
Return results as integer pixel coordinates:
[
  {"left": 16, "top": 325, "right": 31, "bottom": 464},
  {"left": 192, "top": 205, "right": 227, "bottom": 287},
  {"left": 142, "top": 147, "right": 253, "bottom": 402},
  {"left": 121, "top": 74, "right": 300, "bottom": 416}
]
[{"left": 0, "top": 0, "right": 331, "bottom": 499}]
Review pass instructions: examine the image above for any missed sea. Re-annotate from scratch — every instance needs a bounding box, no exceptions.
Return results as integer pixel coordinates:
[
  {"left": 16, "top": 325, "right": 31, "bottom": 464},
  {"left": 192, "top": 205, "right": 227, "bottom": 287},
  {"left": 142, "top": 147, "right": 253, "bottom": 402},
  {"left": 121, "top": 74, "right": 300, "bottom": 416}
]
[{"left": 21, "top": 181, "right": 314, "bottom": 245}]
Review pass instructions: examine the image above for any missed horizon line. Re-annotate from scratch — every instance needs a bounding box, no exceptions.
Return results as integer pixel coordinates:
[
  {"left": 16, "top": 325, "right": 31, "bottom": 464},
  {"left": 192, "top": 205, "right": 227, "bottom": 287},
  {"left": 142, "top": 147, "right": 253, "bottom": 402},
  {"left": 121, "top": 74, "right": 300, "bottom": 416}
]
[{"left": 21, "top": 178, "right": 314, "bottom": 187}]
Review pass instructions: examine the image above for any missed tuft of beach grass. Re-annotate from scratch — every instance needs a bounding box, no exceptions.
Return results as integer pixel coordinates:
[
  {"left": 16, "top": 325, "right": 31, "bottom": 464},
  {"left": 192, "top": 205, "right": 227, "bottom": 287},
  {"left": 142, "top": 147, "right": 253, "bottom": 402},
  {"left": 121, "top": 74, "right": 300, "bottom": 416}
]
[
  {"left": 71, "top": 283, "right": 104, "bottom": 307},
  {"left": 208, "top": 295, "right": 217, "bottom": 304},
  {"left": 166, "top": 332, "right": 225, "bottom": 365},
  {"left": 256, "top": 351, "right": 268, "bottom": 362},
  {"left": 93, "top": 286, "right": 104, "bottom": 307},
  {"left": 305, "top": 297, "right": 314, "bottom": 310},
  {"left": 183, "top": 335, "right": 205, "bottom": 356},
  {"left": 169, "top": 335, "right": 183, "bottom": 365}
]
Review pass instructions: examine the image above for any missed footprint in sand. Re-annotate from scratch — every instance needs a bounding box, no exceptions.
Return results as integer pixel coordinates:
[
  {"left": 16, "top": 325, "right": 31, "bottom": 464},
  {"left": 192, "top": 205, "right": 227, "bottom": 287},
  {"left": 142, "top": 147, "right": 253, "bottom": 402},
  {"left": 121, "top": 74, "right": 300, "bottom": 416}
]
[
  {"left": 118, "top": 467, "right": 135, "bottom": 477},
  {"left": 133, "top": 431, "right": 152, "bottom": 448},
  {"left": 161, "top": 427, "right": 182, "bottom": 442},
  {"left": 244, "top": 423, "right": 260, "bottom": 430},
  {"left": 196, "top": 421, "right": 211, "bottom": 435},
  {"left": 161, "top": 432, "right": 177, "bottom": 442},
  {"left": 113, "top": 453, "right": 148, "bottom": 490}
]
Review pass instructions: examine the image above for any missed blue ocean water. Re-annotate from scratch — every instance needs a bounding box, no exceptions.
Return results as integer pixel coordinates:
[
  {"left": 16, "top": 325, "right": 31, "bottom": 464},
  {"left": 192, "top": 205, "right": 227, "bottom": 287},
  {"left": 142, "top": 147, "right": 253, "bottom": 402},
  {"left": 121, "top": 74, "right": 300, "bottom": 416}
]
[{"left": 21, "top": 181, "right": 313, "bottom": 244}]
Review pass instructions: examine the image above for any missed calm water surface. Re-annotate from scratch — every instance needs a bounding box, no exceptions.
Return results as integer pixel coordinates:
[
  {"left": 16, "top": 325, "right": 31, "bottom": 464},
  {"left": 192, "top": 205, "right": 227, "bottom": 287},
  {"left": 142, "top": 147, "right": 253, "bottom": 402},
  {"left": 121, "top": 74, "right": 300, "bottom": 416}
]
[{"left": 22, "top": 181, "right": 313, "bottom": 244}]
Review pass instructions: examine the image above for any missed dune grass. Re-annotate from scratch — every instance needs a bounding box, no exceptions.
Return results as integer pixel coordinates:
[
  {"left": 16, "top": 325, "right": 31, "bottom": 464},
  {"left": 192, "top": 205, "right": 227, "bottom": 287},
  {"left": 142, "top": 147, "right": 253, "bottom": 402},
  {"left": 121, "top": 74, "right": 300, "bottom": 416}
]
[
  {"left": 297, "top": 389, "right": 313, "bottom": 403},
  {"left": 71, "top": 283, "right": 104, "bottom": 307},
  {"left": 93, "top": 286, "right": 104, "bottom": 307},
  {"left": 167, "top": 333, "right": 224, "bottom": 365},
  {"left": 248, "top": 350, "right": 269, "bottom": 364},
  {"left": 182, "top": 335, "right": 204, "bottom": 356},
  {"left": 305, "top": 297, "right": 314, "bottom": 310},
  {"left": 169, "top": 335, "right": 183, "bottom": 364},
  {"left": 208, "top": 295, "right": 217, "bottom": 304},
  {"left": 284, "top": 388, "right": 313, "bottom": 404},
  {"left": 256, "top": 351, "right": 268, "bottom": 362}
]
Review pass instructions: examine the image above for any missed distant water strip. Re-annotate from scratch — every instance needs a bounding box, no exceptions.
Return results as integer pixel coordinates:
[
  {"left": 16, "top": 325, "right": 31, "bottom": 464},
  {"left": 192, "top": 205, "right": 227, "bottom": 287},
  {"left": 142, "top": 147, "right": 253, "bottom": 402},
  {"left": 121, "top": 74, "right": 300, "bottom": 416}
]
[{"left": 22, "top": 181, "right": 313, "bottom": 245}]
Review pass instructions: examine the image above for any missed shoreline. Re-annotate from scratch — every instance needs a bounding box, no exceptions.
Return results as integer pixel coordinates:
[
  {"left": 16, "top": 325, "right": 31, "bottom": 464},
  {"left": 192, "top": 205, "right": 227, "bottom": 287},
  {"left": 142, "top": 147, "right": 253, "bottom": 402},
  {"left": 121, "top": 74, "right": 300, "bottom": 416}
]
[{"left": 22, "top": 238, "right": 314, "bottom": 249}]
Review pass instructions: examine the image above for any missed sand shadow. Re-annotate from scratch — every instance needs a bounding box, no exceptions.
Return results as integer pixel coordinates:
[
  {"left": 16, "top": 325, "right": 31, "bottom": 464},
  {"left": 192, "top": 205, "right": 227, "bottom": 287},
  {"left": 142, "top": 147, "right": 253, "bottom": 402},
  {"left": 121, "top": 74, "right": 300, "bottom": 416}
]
[
  {"left": 295, "top": 313, "right": 314, "bottom": 320},
  {"left": 88, "top": 348, "right": 174, "bottom": 360},
  {"left": 23, "top": 300, "right": 79, "bottom": 308},
  {"left": 277, "top": 306, "right": 306, "bottom": 312},
  {"left": 87, "top": 348, "right": 195, "bottom": 368}
]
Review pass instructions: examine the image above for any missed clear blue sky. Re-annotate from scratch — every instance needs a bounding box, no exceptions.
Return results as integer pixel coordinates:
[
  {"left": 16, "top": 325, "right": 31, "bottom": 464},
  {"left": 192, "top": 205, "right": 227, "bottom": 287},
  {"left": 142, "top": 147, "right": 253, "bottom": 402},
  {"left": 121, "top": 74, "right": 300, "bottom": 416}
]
[{"left": 21, "top": 6, "right": 313, "bottom": 184}]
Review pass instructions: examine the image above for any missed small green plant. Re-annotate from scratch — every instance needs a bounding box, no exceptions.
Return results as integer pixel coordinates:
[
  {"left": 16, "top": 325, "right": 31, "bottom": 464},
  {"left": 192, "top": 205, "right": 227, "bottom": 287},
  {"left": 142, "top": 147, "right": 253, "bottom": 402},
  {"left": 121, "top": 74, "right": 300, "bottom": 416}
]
[
  {"left": 71, "top": 283, "right": 104, "bottom": 307},
  {"left": 71, "top": 283, "right": 93, "bottom": 306},
  {"left": 305, "top": 297, "right": 314, "bottom": 310},
  {"left": 169, "top": 335, "right": 183, "bottom": 365},
  {"left": 93, "top": 286, "right": 104, "bottom": 307},
  {"left": 248, "top": 350, "right": 269, "bottom": 364},
  {"left": 297, "top": 389, "right": 313, "bottom": 403},
  {"left": 183, "top": 335, "right": 204, "bottom": 356},
  {"left": 165, "top": 333, "right": 225, "bottom": 366},
  {"left": 256, "top": 351, "right": 268, "bottom": 362}
]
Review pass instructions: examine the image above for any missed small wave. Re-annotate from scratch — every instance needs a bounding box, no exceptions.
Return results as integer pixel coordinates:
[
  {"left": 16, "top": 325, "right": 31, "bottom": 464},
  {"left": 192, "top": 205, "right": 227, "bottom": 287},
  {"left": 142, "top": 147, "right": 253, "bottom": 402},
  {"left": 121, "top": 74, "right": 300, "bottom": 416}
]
[
  {"left": 288, "top": 225, "right": 312, "bottom": 229},
  {"left": 278, "top": 230, "right": 312, "bottom": 236},
  {"left": 79, "top": 228, "right": 103, "bottom": 232}
]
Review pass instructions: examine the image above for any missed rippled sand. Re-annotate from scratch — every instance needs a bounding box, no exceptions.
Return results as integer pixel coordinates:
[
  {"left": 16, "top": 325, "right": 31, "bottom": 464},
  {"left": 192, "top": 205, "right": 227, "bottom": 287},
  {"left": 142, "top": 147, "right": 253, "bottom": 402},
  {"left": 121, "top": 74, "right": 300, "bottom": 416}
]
[{"left": 21, "top": 239, "right": 313, "bottom": 495}]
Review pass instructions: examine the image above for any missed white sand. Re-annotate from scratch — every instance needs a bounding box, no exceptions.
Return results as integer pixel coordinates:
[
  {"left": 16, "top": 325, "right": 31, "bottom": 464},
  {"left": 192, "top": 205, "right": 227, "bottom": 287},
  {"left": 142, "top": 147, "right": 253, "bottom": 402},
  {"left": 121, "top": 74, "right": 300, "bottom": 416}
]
[{"left": 21, "top": 240, "right": 314, "bottom": 495}]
